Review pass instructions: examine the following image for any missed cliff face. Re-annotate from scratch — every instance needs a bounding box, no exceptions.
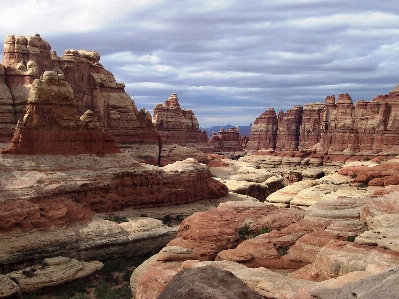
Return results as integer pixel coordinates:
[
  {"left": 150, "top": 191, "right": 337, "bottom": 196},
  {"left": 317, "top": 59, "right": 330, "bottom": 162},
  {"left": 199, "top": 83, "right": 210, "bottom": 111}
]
[
  {"left": 276, "top": 105, "right": 303, "bottom": 151},
  {"left": 246, "top": 108, "right": 278, "bottom": 150},
  {"left": 249, "top": 88, "right": 399, "bottom": 157},
  {"left": 153, "top": 93, "right": 208, "bottom": 145},
  {"left": 208, "top": 127, "right": 244, "bottom": 151},
  {"left": 2, "top": 71, "right": 120, "bottom": 155},
  {"left": 0, "top": 34, "right": 158, "bottom": 145}
]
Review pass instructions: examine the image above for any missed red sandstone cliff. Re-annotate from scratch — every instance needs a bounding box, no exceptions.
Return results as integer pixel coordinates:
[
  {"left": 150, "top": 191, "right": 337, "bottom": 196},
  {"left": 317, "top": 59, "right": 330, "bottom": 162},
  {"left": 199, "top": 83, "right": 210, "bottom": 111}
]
[
  {"left": 153, "top": 93, "right": 208, "bottom": 145},
  {"left": 208, "top": 127, "right": 244, "bottom": 151},
  {"left": 246, "top": 108, "right": 278, "bottom": 150},
  {"left": 2, "top": 71, "right": 120, "bottom": 155},
  {"left": 0, "top": 34, "right": 158, "bottom": 145},
  {"left": 248, "top": 87, "right": 399, "bottom": 159}
]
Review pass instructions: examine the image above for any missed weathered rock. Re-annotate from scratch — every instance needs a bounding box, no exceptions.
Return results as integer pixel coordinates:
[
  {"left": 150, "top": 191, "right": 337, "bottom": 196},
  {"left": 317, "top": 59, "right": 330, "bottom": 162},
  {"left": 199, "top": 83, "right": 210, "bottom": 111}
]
[
  {"left": 167, "top": 201, "right": 304, "bottom": 261},
  {"left": 266, "top": 181, "right": 319, "bottom": 208},
  {"left": 249, "top": 88, "right": 399, "bottom": 163},
  {"left": 157, "top": 265, "right": 264, "bottom": 299},
  {"left": 298, "top": 103, "right": 324, "bottom": 151},
  {"left": 276, "top": 105, "right": 303, "bottom": 151},
  {"left": 2, "top": 71, "right": 121, "bottom": 155},
  {"left": 0, "top": 274, "right": 19, "bottom": 299},
  {"left": 0, "top": 34, "right": 158, "bottom": 146},
  {"left": 8, "top": 257, "right": 102, "bottom": 293},
  {"left": 294, "top": 266, "right": 399, "bottom": 299},
  {"left": 208, "top": 127, "right": 243, "bottom": 151},
  {"left": 1, "top": 34, "right": 53, "bottom": 131},
  {"left": 153, "top": 93, "right": 208, "bottom": 145},
  {"left": 339, "top": 158, "right": 399, "bottom": 187},
  {"left": 290, "top": 240, "right": 399, "bottom": 282},
  {"left": 247, "top": 108, "right": 278, "bottom": 150},
  {"left": 0, "top": 153, "right": 227, "bottom": 235}
]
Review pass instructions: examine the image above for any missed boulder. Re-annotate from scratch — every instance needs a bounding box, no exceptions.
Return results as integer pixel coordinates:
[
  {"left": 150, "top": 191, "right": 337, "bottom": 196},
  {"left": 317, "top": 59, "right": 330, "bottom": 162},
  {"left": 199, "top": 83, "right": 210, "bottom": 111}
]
[{"left": 157, "top": 265, "right": 264, "bottom": 299}]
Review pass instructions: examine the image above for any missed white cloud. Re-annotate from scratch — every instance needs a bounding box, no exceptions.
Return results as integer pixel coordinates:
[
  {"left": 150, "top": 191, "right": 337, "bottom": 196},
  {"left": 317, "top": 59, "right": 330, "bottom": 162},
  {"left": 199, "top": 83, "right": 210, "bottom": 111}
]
[{"left": 1, "top": 0, "right": 399, "bottom": 127}]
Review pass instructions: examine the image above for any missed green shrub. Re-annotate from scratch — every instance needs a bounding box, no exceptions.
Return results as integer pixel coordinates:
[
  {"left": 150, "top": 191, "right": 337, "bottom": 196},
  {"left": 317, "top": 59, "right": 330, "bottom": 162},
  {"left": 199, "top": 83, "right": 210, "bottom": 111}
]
[
  {"left": 347, "top": 235, "right": 357, "bottom": 242},
  {"left": 238, "top": 224, "right": 250, "bottom": 240},
  {"left": 102, "top": 258, "right": 126, "bottom": 282},
  {"left": 95, "top": 283, "right": 131, "bottom": 299},
  {"left": 175, "top": 214, "right": 184, "bottom": 222},
  {"left": 259, "top": 226, "right": 270, "bottom": 234},
  {"left": 123, "top": 269, "right": 133, "bottom": 282},
  {"left": 277, "top": 245, "right": 290, "bottom": 256},
  {"left": 162, "top": 215, "right": 172, "bottom": 226}
]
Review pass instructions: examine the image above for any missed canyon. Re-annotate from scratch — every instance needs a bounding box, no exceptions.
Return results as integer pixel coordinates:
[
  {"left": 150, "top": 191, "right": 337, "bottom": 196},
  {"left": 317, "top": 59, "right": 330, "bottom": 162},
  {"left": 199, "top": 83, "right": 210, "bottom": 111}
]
[{"left": 1, "top": 33, "right": 399, "bottom": 299}]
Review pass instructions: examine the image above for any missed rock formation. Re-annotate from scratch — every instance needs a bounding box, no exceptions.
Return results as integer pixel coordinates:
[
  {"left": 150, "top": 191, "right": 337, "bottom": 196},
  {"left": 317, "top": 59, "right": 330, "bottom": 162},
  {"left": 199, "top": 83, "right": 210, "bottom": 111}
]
[
  {"left": 157, "top": 265, "right": 264, "bottom": 299},
  {"left": 276, "top": 105, "right": 303, "bottom": 151},
  {"left": 208, "top": 127, "right": 243, "bottom": 151},
  {"left": 248, "top": 88, "right": 399, "bottom": 163},
  {"left": 132, "top": 155, "right": 399, "bottom": 298},
  {"left": 0, "top": 34, "right": 158, "bottom": 145},
  {"left": 153, "top": 93, "right": 208, "bottom": 145},
  {"left": 246, "top": 108, "right": 278, "bottom": 150},
  {"left": 8, "top": 257, "right": 102, "bottom": 294},
  {"left": 0, "top": 154, "right": 227, "bottom": 234},
  {"left": 2, "top": 71, "right": 120, "bottom": 155}
]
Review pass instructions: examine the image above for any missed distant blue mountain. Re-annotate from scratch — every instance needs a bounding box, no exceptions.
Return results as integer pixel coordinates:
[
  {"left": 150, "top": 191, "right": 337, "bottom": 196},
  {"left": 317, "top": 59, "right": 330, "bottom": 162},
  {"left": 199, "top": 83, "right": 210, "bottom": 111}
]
[{"left": 200, "top": 124, "right": 252, "bottom": 138}]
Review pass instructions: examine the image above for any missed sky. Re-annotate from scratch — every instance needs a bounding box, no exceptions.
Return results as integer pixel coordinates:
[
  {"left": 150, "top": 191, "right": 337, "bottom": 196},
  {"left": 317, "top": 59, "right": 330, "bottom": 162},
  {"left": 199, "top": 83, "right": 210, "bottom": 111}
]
[{"left": 0, "top": 0, "right": 399, "bottom": 127}]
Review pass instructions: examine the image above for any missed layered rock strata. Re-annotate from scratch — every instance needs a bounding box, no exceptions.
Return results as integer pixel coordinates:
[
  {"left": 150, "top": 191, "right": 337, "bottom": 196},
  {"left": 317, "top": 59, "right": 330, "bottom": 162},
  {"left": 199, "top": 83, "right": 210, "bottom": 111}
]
[
  {"left": 2, "top": 71, "right": 120, "bottom": 155},
  {"left": 0, "top": 34, "right": 158, "bottom": 145},
  {"left": 153, "top": 93, "right": 208, "bottom": 145},
  {"left": 0, "top": 153, "right": 230, "bottom": 274},
  {"left": 248, "top": 89, "right": 399, "bottom": 162},
  {"left": 132, "top": 160, "right": 399, "bottom": 298},
  {"left": 208, "top": 127, "right": 243, "bottom": 151},
  {"left": 8, "top": 257, "right": 102, "bottom": 294},
  {"left": 246, "top": 108, "right": 278, "bottom": 150}
]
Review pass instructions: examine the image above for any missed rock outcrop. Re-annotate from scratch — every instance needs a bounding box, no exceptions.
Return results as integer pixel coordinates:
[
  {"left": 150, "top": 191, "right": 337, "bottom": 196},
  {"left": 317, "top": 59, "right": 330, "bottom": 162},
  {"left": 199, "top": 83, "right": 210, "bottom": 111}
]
[
  {"left": 0, "top": 34, "right": 158, "bottom": 146},
  {"left": 246, "top": 108, "right": 278, "bottom": 150},
  {"left": 8, "top": 257, "right": 102, "bottom": 294},
  {"left": 208, "top": 127, "right": 243, "bottom": 151},
  {"left": 2, "top": 71, "right": 120, "bottom": 155},
  {"left": 132, "top": 159, "right": 399, "bottom": 298},
  {"left": 153, "top": 93, "right": 208, "bottom": 145},
  {"left": 0, "top": 154, "right": 227, "bottom": 234},
  {"left": 248, "top": 88, "right": 399, "bottom": 163},
  {"left": 276, "top": 105, "right": 303, "bottom": 151},
  {"left": 157, "top": 265, "right": 264, "bottom": 299}
]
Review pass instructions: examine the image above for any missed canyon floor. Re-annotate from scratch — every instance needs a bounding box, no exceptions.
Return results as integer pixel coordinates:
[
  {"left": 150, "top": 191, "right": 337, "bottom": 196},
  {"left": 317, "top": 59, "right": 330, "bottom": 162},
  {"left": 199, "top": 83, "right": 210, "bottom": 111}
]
[{"left": 1, "top": 152, "right": 399, "bottom": 298}]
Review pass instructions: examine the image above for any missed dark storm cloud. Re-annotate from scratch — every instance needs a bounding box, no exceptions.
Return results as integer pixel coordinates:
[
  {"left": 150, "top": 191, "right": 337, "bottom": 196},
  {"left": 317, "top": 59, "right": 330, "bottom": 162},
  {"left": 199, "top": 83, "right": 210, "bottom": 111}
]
[{"left": 1, "top": 0, "right": 399, "bottom": 126}]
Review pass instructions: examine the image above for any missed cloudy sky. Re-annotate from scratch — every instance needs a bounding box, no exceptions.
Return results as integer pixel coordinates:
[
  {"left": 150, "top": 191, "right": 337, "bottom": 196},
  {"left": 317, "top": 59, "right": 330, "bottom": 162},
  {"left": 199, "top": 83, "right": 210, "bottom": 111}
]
[{"left": 1, "top": 0, "right": 399, "bottom": 127}]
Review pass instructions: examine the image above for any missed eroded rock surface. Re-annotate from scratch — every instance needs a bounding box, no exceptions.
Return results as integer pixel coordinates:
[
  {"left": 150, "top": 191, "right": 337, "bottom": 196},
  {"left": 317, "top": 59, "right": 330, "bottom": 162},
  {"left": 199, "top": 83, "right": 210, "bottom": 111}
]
[
  {"left": 153, "top": 93, "right": 208, "bottom": 146},
  {"left": 248, "top": 89, "right": 399, "bottom": 164},
  {"left": 157, "top": 265, "right": 264, "bottom": 299},
  {"left": 0, "top": 34, "right": 158, "bottom": 146},
  {"left": 8, "top": 257, "right": 102, "bottom": 293},
  {"left": 2, "top": 71, "right": 120, "bottom": 155}
]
